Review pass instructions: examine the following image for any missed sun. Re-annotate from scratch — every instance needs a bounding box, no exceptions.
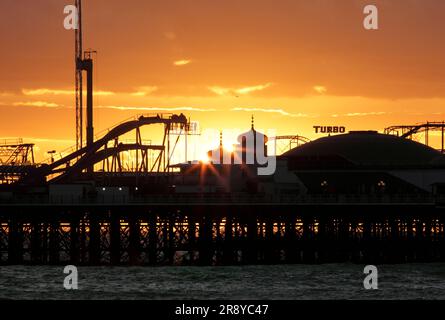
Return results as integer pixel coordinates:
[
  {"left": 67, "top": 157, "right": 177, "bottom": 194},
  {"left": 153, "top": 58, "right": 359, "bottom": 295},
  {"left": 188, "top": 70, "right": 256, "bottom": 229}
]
[
  {"left": 199, "top": 153, "right": 210, "bottom": 164},
  {"left": 223, "top": 143, "right": 234, "bottom": 153}
]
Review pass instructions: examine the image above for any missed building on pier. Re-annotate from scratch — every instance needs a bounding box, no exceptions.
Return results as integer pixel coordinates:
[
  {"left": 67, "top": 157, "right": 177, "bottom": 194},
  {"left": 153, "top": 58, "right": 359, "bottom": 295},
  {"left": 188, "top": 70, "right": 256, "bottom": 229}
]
[
  {"left": 3, "top": 119, "right": 445, "bottom": 203},
  {"left": 281, "top": 130, "right": 445, "bottom": 196}
]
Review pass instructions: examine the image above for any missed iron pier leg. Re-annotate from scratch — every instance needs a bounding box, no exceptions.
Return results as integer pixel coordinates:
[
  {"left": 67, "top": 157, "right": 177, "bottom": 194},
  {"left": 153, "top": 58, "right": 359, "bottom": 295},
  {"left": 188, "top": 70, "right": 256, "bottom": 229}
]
[
  {"left": 198, "top": 216, "right": 213, "bottom": 265},
  {"left": 148, "top": 213, "right": 157, "bottom": 265},
  {"left": 222, "top": 213, "right": 233, "bottom": 265},
  {"left": 89, "top": 213, "right": 101, "bottom": 265},
  {"left": 245, "top": 214, "right": 258, "bottom": 265},
  {"left": 49, "top": 220, "right": 60, "bottom": 265},
  {"left": 187, "top": 215, "right": 196, "bottom": 265},
  {"left": 264, "top": 216, "right": 275, "bottom": 264},
  {"left": 110, "top": 212, "right": 121, "bottom": 265},
  {"left": 70, "top": 216, "right": 80, "bottom": 265},
  {"left": 31, "top": 219, "right": 42, "bottom": 264},
  {"left": 8, "top": 217, "right": 23, "bottom": 265},
  {"left": 316, "top": 216, "right": 326, "bottom": 263},
  {"left": 129, "top": 215, "right": 141, "bottom": 265}
]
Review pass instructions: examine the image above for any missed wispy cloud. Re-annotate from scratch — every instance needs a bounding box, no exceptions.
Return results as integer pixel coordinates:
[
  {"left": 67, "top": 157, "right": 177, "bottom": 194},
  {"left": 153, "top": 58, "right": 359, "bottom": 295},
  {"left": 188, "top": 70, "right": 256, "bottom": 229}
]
[
  {"left": 12, "top": 101, "right": 61, "bottom": 108},
  {"left": 22, "top": 88, "right": 115, "bottom": 96},
  {"left": 231, "top": 107, "right": 311, "bottom": 118},
  {"left": 22, "top": 137, "right": 75, "bottom": 144},
  {"left": 331, "top": 112, "right": 387, "bottom": 117},
  {"left": 173, "top": 59, "right": 192, "bottom": 66},
  {"left": 209, "top": 83, "right": 273, "bottom": 96},
  {"left": 130, "top": 86, "right": 158, "bottom": 97},
  {"left": 97, "top": 105, "right": 216, "bottom": 112},
  {"left": 313, "top": 85, "right": 327, "bottom": 94}
]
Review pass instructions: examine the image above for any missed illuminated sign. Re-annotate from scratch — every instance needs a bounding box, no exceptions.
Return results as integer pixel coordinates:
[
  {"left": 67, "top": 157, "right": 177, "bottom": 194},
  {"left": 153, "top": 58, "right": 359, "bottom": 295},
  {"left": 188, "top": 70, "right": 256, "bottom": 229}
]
[{"left": 313, "top": 126, "right": 346, "bottom": 134}]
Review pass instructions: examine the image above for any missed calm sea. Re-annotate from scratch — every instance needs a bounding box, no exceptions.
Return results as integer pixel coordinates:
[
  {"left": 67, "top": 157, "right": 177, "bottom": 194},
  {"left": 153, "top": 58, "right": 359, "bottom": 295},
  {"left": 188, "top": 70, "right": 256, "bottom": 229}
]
[{"left": 1, "top": 263, "right": 445, "bottom": 300}]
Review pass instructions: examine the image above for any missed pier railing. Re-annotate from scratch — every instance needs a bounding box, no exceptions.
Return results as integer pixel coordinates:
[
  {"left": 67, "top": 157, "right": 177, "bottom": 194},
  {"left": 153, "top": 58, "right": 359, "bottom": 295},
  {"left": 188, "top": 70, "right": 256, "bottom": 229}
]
[{"left": 0, "top": 193, "right": 441, "bottom": 205}]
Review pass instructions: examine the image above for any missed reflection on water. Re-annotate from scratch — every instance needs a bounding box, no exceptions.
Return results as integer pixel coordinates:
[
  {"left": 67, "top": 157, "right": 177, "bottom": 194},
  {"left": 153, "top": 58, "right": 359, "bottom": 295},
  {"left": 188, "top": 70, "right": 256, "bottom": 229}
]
[{"left": 1, "top": 263, "right": 445, "bottom": 300}]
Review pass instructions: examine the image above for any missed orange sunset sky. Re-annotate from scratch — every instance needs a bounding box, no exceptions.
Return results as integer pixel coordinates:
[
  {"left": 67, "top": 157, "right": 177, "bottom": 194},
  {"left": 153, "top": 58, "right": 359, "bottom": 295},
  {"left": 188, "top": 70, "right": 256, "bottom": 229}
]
[{"left": 1, "top": 0, "right": 445, "bottom": 161}]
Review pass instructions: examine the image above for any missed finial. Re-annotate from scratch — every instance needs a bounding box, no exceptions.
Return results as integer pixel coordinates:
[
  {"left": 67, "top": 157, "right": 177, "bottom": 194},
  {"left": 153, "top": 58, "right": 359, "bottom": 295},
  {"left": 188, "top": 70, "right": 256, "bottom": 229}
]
[
  {"left": 220, "top": 130, "right": 223, "bottom": 147},
  {"left": 251, "top": 114, "right": 254, "bottom": 130}
]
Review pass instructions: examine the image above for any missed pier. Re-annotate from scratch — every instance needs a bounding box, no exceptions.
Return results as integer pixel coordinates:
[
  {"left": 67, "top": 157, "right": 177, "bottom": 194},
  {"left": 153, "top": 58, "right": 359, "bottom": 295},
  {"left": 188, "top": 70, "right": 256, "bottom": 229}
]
[{"left": 1, "top": 195, "right": 445, "bottom": 265}]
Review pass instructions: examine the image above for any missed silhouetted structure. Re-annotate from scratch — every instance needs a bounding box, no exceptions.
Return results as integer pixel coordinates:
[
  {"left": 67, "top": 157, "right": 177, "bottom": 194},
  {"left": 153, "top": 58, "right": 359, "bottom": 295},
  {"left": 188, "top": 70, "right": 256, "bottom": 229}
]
[{"left": 2, "top": 127, "right": 445, "bottom": 265}]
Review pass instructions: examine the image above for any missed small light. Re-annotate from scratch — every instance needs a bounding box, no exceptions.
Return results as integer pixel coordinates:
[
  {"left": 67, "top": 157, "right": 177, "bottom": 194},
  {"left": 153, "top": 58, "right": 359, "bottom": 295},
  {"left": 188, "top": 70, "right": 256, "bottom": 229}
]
[
  {"left": 135, "top": 187, "right": 138, "bottom": 191},
  {"left": 102, "top": 187, "right": 106, "bottom": 191},
  {"left": 119, "top": 187, "right": 123, "bottom": 191}
]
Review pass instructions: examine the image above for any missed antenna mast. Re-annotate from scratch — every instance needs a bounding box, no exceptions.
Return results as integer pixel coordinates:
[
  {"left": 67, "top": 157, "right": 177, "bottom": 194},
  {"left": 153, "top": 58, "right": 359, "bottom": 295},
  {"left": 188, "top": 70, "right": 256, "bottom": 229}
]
[{"left": 75, "top": 0, "right": 83, "bottom": 151}]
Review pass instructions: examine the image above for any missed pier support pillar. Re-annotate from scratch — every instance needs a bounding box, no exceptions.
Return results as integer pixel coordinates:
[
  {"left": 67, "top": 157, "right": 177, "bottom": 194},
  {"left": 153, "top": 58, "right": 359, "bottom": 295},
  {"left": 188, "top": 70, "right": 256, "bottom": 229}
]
[
  {"left": 88, "top": 213, "right": 101, "bottom": 265},
  {"left": 148, "top": 213, "right": 157, "bottom": 265},
  {"left": 167, "top": 215, "right": 175, "bottom": 264},
  {"left": 338, "top": 215, "right": 350, "bottom": 262},
  {"left": 70, "top": 216, "right": 80, "bottom": 265},
  {"left": 245, "top": 215, "right": 258, "bottom": 264},
  {"left": 31, "top": 220, "right": 42, "bottom": 264},
  {"left": 8, "top": 218, "right": 23, "bottom": 264},
  {"left": 264, "top": 216, "right": 275, "bottom": 264},
  {"left": 222, "top": 214, "right": 234, "bottom": 264},
  {"left": 198, "top": 216, "right": 213, "bottom": 265},
  {"left": 284, "top": 214, "right": 298, "bottom": 263},
  {"left": 48, "top": 220, "right": 60, "bottom": 265},
  {"left": 316, "top": 216, "right": 326, "bottom": 263},
  {"left": 302, "top": 216, "right": 315, "bottom": 263},
  {"left": 187, "top": 215, "right": 196, "bottom": 265},
  {"left": 110, "top": 213, "right": 121, "bottom": 265},
  {"left": 128, "top": 215, "right": 141, "bottom": 265}
]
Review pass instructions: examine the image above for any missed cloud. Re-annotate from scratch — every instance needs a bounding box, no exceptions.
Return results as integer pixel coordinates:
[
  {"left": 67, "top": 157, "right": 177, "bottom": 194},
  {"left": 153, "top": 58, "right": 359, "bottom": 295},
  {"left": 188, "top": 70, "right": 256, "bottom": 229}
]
[
  {"left": 331, "top": 112, "right": 387, "bottom": 117},
  {"left": 12, "top": 101, "right": 61, "bottom": 108},
  {"left": 130, "top": 86, "right": 158, "bottom": 97},
  {"left": 345, "top": 112, "right": 387, "bottom": 117},
  {"left": 231, "top": 107, "right": 311, "bottom": 118},
  {"left": 209, "top": 83, "right": 273, "bottom": 96},
  {"left": 313, "top": 86, "right": 327, "bottom": 94},
  {"left": 173, "top": 60, "right": 192, "bottom": 66},
  {"left": 20, "top": 137, "right": 75, "bottom": 144},
  {"left": 22, "top": 88, "right": 115, "bottom": 96},
  {"left": 208, "top": 86, "right": 231, "bottom": 96},
  {"left": 22, "top": 88, "right": 72, "bottom": 95},
  {"left": 97, "top": 105, "right": 216, "bottom": 112}
]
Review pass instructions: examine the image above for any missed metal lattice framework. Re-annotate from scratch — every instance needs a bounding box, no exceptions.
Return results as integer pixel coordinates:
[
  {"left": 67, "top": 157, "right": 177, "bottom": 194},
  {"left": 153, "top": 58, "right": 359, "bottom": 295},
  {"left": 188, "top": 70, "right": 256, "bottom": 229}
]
[
  {"left": 19, "top": 113, "right": 191, "bottom": 184},
  {"left": 0, "top": 139, "right": 35, "bottom": 185},
  {"left": 269, "top": 135, "right": 311, "bottom": 155},
  {"left": 384, "top": 121, "right": 445, "bottom": 153},
  {"left": 0, "top": 139, "right": 34, "bottom": 166}
]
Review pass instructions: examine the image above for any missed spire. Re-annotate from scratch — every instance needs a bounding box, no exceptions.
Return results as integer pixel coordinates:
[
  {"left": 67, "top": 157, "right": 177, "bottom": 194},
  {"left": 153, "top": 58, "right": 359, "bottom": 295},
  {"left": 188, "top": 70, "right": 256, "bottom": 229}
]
[
  {"left": 219, "top": 130, "right": 223, "bottom": 164},
  {"left": 251, "top": 115, "right": 255, "bottom": 130}
]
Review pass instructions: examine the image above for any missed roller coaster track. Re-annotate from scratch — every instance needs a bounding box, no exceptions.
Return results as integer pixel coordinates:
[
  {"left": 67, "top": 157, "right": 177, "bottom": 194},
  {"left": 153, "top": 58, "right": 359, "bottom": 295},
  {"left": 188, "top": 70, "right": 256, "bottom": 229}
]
[
  {"left": 269, "top": 135, "right": 311, "bottom": 154},
  {"left": 385, "top": 122, "right": 445, "bottom": 138},
  {"left": 18, "top": 113, "right": 189, "bottom": 185},
  {"left": 384, "top": 121, "right": 445, "bottom": 152}
]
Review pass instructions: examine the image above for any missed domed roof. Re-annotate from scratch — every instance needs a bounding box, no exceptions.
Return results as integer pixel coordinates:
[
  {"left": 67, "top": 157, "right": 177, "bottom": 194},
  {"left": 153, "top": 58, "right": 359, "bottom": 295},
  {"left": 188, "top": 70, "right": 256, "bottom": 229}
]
[{"left": 282, "top": 131, "right": 445, "bottom": 167}]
